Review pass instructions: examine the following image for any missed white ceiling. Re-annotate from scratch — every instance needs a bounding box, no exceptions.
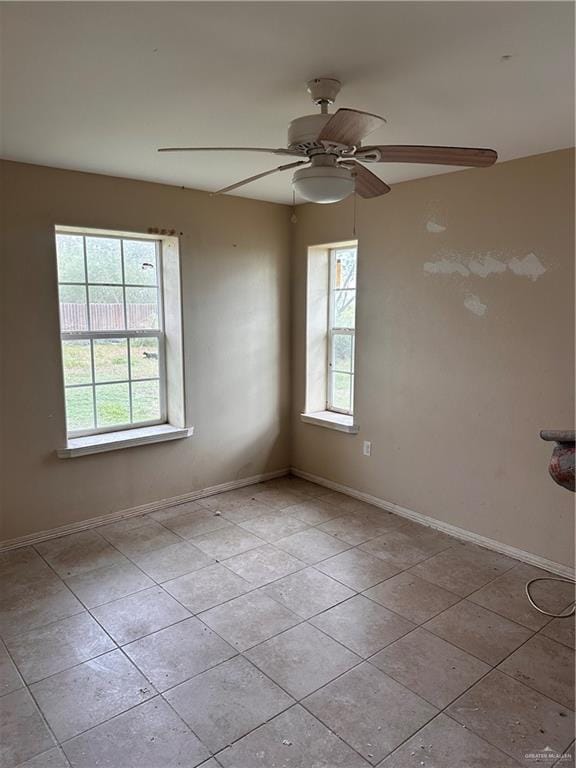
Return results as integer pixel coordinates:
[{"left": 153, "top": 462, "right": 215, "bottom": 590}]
[{"left": 1, "top": 2, "right": 573, "bottom": 204}]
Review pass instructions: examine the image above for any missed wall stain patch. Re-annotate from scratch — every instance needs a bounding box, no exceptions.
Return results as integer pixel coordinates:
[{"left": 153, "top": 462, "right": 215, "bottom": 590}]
[
  {"left": 423, "top": 258, "right": 469, "bottom": 276},
  {"left": 424, "top": 250, "right": 546, "bottom": 281},
  {"left": 464, "top": 293, "right": 488, "bottom": 316},
  {"left": 508, "top": 253, "right": 546, "bottom": 281},
  {"left": 468, "top": 255, "right": 508, "bottom": 278},
  {"left": 426, "top": 220, "right": 447, "bottom": 233}
]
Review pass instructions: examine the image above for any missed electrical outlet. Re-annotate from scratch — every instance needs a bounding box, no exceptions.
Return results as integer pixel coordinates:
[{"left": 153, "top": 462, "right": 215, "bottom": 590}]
[{"left": 363, "top": 441, "right": 371, "bottom": 456}]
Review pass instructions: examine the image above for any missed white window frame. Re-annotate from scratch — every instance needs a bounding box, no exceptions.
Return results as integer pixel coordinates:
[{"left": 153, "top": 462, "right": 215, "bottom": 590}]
[
  {"left": 326, "top": 246, "right": 357, "bottom": 415},
  {"left": 56, "top": 230, "right": 168, "bottom": 438}
]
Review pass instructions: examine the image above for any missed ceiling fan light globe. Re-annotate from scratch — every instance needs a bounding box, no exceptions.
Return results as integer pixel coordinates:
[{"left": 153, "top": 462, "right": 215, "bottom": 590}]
[{"left": 292, "top": 165, "right": 354, "bottom": 204}]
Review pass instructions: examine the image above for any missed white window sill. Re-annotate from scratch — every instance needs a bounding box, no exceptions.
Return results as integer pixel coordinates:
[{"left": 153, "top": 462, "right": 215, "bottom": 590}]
[
  {"left": 300, "top": 411, "right": 359, "bottom": 434},
  {"left": 57, "top": 424, "right": 194, "bottom": 458}
]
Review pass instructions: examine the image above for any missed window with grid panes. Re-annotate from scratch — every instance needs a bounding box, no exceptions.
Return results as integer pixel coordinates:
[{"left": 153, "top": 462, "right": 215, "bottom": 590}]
[
  {"left": 55, "top": 231, "right": 166, "bottom": 436},
  {"left": 327, "top": 246, "right": 357, "bottom": 414}
]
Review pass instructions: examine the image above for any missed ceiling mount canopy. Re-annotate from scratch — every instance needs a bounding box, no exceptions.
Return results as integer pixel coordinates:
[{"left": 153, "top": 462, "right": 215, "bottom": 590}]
[{"left": 158, "top": 77, "right": 498, "bottom": 204}]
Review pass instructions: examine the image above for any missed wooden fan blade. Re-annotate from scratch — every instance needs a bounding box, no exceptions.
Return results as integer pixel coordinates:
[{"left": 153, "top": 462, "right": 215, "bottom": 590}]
[
  {"left": 342, "top": 161, "right": 391, "bottom": 198},
  {"left": 158, "top": 147, "right": 305, "bottom": 157},
  {"left": 356, "top": 145, "right": 497, "bottom": 167},
  {"left": 212, "top": 160, "right": 309, "bottom": 195},
  {"left": 319, "top": 108, "right": 385, "bottom": 147}
]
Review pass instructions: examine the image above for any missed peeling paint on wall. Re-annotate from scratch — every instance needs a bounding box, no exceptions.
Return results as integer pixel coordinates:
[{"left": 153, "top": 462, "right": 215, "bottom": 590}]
[
  {"left": 423, "top": 258, "right": 469, "bottom": 276},
  {"left": 508, "top": 252, "right": 547, "bottom": 281},
  {"left": 426, "top": 220, "right": 447, "bottom": 233},
  {"left": 424, "top": 250, "right": 546, "bottom": 281},
  {"left": 464, "top": 293, "right": 488, "bottom": 316},
  {"left": 423, "top": 201, "right": 449, "bottom": 235},
  {"left": 468, "top": 255, "right": 508, "bottom": 277}
]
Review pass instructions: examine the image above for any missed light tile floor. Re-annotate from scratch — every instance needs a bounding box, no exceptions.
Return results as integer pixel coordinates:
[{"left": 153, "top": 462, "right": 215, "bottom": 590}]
[{"left": 0, "top": 475, "right": 574, "bottom": 768}]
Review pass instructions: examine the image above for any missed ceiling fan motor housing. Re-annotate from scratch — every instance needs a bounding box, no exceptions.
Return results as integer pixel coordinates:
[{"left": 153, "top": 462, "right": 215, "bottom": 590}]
[{"left": 288, "top": 114, "right": 332, "bottom": 153}]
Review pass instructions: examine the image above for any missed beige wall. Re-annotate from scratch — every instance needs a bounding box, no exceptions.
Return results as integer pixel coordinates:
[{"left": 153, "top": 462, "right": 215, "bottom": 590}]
[
  {"left": 0, "top": 161, "right": 291, "bottom": 542},
  {"left": 292, "top": 149, "right": 575, "bottom": 569},
  {"left": 1, "top": 151, "right": 574, "bottom": 568}
]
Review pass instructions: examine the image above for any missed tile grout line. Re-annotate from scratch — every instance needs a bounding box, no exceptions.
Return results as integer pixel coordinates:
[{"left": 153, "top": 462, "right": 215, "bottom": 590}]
[
  {"left": 0, "top": 487, "right": 454, "bottom": 763},
  {"left": 215, "top": 700, "right": 376, "bottom": 767},
  {"left": 21, "top": 483, "right": 544, "bottom": 634},
  {"left": 367, "top": 617, "right": 574, "bottom": 765},
  {"left": 192, "top": 570, "right": 480, "bottom": 764},
  {"left": 0, "top": 635, "right": 26, "bottom": 693},
  {"left": 3, "top": 510, "right": 558, "bottom": 660},
  {"left": 205, "top": 611, "right": 429, "bottom": 767},
  {"left": 4, "top": 544, "right": 129, "bottom": 754},
  {"left": 10, "top": 502, "right": 320, "bottom": 683},
  {"left": 37, "top": 599, "right": 539, "bottom": 768},
  {"left": 3, "top": 517, "right": 555, "bottom": 684},
  {"left": 11, "top": 556, "right": 570, "bottom": 766},
  {"left": 187, "top": 508, "right": 572, "bottom": 762},
  {"left": 97, "top": 550, "right": 382, "bottom": 762},
  {"left": 3, "top": 479, "right": 570, "bottom": 767},
  {"left": 162, "top": 665, "right": 298, "bottom": 760},
  {"left": 4, "top": 647, "right": 568, "bottom": 761},
  {"left": 21, "top": 544, "right": 197, "bottom": 759},
  {"left": 293, "top": 621, "right": 542, "bottom": 766},
  {"left": 0, "top": 646, "right": 61, "bottom": 760},
  {"left": 77, "top": 520, "right": 317, "bottom": 755}
]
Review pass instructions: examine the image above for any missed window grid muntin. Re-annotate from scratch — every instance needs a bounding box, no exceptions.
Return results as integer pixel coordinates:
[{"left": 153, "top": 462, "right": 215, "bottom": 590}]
[
  {"left": 56, "top": 231, "right": 166, "bottom": 437},
  {"left": 327, "top": 246, "right": 357, "bottom": 415},
  {"left": 120, "top": 239, "right": 131, "bottom": 422}
]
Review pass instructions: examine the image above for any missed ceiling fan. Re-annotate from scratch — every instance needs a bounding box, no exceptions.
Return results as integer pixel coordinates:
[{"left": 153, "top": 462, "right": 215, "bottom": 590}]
[{"left": 158, "top": 78, "right": 498, "bottom": 204}]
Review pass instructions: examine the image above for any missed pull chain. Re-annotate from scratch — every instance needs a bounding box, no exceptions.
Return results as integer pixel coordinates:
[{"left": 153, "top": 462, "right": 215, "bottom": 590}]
[
  {"left": 291, "top": 189, "right": 298, "bottom": 224},
  {"left": 353, "top": 192, "right": 357, "bottom": 238}
]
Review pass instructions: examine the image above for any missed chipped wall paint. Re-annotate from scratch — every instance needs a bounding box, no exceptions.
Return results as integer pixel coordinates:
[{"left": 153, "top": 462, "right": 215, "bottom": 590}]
[
  {"left": 426, "top": 220, "right": 447, "bottom": 233},
  {"left": 423, "top": 258, "right": 470, "bottom": 276},
  {"left": 423, "top": 250, "right": 546, "bottom": 281},
  {"left": 468, "top": 255, "right": 508, "bottom": 278},
  {"left": 423, "top": 200, "right": 449, "bottom": 235},
  {"left": 464, "top": 293, "right": 488, "bottom": 316},
  {"left": 508, "top": 253, "right": 547, "bottom": 281}
]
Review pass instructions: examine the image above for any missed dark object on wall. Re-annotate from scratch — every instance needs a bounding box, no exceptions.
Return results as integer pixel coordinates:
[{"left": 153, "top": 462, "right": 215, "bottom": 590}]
[{"left": 540, "top": 430, "right": 575, "bottom": 492}]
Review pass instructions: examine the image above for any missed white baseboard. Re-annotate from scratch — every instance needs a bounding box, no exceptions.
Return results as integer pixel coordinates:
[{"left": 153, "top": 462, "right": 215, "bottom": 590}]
[
  {"left": 0, "top": 468, "right": 290, "bottom": 552},
  {"left": 4, "top": 463, "right": 573, "bottom": 580},
  {"left": 291, "top": 467, "right": 575, "bottom": 579}
]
